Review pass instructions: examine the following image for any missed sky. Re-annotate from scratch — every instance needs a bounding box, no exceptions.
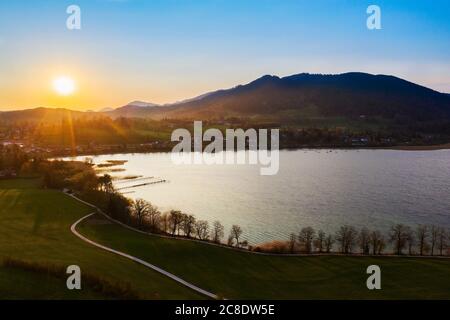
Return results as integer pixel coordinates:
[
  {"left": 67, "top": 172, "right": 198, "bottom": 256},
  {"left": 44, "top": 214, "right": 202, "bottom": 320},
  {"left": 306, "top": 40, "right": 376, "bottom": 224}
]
[{"left": 0, "top": 0, "right": 449, "bottom": 111}]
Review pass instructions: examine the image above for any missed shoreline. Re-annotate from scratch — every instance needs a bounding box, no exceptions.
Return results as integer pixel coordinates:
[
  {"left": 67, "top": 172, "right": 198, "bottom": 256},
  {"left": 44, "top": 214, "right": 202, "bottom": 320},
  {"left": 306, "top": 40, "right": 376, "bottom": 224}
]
[
  {"left": 52, "top": 143, "right": 450, "bottom": 160},
  {"left": 382, "top": 143, "right": 450, "bottom": 151},
  {"left": 67, "top": 192, "right": 450, "bottom": 259}
]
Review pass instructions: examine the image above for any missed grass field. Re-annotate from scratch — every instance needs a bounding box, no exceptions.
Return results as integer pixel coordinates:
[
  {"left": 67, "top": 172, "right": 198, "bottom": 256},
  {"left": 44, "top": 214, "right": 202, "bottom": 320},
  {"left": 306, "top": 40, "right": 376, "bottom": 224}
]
[
  {"left": 1, "top": 178, "right": 449, "bottom": 299},
  {"left": 0, "top": 265, "right": 106, "bottom": 299},
  {"left": 79, "top": 214, "right": 450, "bottom": 299},
  {"left": 0, "top": 178, "right": 203, "bottom": 299}
]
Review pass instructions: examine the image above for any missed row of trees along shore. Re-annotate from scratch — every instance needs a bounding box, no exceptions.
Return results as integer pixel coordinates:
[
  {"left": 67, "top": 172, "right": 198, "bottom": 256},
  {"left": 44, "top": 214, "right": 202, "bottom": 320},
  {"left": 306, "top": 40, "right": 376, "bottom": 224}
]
[
  {"left": 281, "top": 225, "right": 450, "bottom": 256},
  {"left": 10, "top": 158, "right": 450, "bottom": 256},
  {"left": 102, "top": 181, "right": 450, "bottom": 256}
]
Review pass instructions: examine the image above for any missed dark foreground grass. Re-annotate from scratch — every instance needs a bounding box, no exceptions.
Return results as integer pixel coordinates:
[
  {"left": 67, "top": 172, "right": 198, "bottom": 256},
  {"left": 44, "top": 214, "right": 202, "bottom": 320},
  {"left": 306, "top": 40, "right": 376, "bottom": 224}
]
[
  {"left": 2, "top": 257, "right": 141, "bottom": 299},
  {"left": 0, "top": 261, "right": 108, "bottom": 299},
  {"left": 0, "top": 179, "right": 203, "bottom": 299},
  {"left": 79, "top": 214, "right": 450, "bottom": 299}
]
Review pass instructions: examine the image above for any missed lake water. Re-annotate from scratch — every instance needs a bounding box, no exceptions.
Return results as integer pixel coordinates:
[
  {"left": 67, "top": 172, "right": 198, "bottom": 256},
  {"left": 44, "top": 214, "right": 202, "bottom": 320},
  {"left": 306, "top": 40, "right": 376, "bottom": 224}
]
[{"left": 73, "top": 150, "right": 450, "bottom": 244}]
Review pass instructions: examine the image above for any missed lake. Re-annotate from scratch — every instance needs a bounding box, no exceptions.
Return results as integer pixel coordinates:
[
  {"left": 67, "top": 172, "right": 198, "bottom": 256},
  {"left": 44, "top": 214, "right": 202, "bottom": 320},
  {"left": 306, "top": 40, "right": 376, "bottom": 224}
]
[{"left": 71, "top": 150, "right": 450, "bottom": 245}]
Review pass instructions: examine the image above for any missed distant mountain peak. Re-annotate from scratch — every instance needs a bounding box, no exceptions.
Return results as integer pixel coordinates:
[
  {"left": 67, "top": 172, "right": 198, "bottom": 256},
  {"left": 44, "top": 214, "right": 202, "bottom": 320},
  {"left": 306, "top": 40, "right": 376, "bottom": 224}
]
[
  {"left": 126, "top": 100, "right": 159, "bottom": 108},
  {"left": 248, "top": 74, "right": 280, "bottom": 85}
]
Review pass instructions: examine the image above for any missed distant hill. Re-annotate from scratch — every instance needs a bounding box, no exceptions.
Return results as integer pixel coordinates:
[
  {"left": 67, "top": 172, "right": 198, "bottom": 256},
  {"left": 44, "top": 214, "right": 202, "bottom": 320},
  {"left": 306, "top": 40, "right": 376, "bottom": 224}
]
[
  {"left": 0, "top": 107, "right": 97, "bottom": 123},
  {"left": 149, "top": 72, "right": 450, "bottom": 121},
  {"left": 1, "top": 72, "right": 449, "bottom": 123},
  {"left": 105, "top": 100, "right": 163, "bottom": 118}
]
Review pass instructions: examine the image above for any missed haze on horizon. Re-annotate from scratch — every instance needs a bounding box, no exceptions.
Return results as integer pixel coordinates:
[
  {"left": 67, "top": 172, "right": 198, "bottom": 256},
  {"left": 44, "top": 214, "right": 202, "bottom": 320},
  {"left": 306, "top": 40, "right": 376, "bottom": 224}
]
[{"left": 0, "top": 0, "right": 449, "bottom": 111}]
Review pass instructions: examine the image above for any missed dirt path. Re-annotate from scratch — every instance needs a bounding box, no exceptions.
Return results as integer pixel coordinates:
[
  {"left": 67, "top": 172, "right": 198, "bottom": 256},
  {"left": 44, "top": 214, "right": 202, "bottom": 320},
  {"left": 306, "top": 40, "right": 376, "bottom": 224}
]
[{"left": 70, "top": 212, "right": 219, "bottom": 300}]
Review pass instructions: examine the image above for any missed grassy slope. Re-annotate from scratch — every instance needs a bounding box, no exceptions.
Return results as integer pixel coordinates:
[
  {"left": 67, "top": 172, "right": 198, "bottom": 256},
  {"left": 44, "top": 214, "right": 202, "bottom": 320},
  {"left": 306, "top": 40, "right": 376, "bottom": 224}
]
[
  {"left": 0, "top": 179, "right": 203, "bottom": 299},
  {"left": 1, "top": 178, "right": 449, "bottom": 299},
  {"left": 80, "top": 214, "right": 450, "bottom": 299},
  {"left": 0, "top": 267, "right": 105, "bottom": 299}
]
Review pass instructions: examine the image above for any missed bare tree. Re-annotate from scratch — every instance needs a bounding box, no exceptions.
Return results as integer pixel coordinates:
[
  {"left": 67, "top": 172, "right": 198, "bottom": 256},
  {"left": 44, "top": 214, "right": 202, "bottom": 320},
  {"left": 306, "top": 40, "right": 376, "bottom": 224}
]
[
  {"left": 212, "top": 220, "right": 224, "bottom": 243},
  {"left": 324, "top": 235, "right": 334, "bottom": 253},
  {"left": 377, "top": 235, "right": 386, "bottom": 255},
  {"left": 358, "top": 227, "right": 371, "bottom": 254},
  {"left": 298, "top": 227, "right": 315, "bottom": 253},
  {"left": 430, "top": 225, "right": 438, "bottom": 256},
  {"left": 182, "top": 214, "right": 196, "bottom": 238},
  {"left": 227, "top": 235, "right": 234, "bottom": 246},
  {"left": 437, "top": 228, "right": 448, "bottom": 256},
  {"left": 159, "top": 212, "right": 169, "bottom": 233},
  {"left": 169, "top": 210, "right": 183, "bottom": 235},
  {"left": 405, "top": 226, "right": 415, "bottom": 255},
  {"left": 230, "top": 225, "right": 243, "bottom": 247},
  {"left": 132, "top": 198, "right": 150, "bottom": 227},
  {"left": 288, "top": 233, "right": 297, "bottom": 253},
  {"left": 416, "top": 225, "right": 428, "bottom": 256},
  {"left": 195, "top": 220, "right": 209, "bottom": 240},
  {"left": 314, "top": 230, "right": 326, "bottom": 253},
  {"left": 335, "top": 225, "right": 358, "bottom": 254},
  {"left": 147, "top": 203, "right": 161, "bottom": 232},
  {"left": 389, "top": 224, "right": 409, "bottom": 255},
  {"left": 370, "top": 230, "right": 383, "bottom": 255}
]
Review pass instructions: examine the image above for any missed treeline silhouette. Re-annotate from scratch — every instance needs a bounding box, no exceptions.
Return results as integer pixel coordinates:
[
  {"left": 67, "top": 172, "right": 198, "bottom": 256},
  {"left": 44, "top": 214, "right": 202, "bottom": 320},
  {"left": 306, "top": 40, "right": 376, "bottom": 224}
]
[{"left": 254, "top": 225, "right": 449, "bottom": 256}]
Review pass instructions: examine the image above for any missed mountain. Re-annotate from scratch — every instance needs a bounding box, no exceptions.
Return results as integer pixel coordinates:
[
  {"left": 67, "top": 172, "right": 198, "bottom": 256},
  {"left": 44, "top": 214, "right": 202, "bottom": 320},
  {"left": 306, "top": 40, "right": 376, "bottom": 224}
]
[
  {"left": 126, "top": 100, "right": 159, "bottom": 108},
  {"left": 2, "top": 73, "right": 449, "bottom": 123},
  {"left": 152, "top": 72, "right": 450, "bottom": 121},
  {"left": 105, "top": 100, "right": 164, "bottom": 118}
]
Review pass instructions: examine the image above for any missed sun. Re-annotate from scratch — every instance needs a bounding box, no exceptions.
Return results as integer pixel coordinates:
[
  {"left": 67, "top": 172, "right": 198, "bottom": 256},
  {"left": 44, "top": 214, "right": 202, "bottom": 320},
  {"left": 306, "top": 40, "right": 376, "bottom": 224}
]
[{"left": 53, "top": 76, "right": 76, "bottom": 96}]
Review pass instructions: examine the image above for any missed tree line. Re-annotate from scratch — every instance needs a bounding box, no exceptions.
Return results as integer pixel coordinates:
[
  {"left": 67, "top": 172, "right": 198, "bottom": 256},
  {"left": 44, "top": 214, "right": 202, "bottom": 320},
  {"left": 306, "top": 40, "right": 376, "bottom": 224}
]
[
  {"left": 263, "top": 224, "right": 449, "bottom": 256},
  {"left": 126, "top": 198, "right": 248, "bottom": 248}
]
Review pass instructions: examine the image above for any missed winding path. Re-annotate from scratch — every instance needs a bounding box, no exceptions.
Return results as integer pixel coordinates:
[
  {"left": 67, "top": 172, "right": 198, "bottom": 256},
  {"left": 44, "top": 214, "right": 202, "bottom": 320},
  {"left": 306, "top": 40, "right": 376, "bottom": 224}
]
[{"left": 70, "top": 212, "right": 219, "bottom": 300}]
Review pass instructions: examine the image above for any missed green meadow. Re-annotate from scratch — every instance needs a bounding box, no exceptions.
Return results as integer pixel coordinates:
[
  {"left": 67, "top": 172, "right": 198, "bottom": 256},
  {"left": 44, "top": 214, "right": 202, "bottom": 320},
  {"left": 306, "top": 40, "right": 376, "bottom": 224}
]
[
  {"left": 0, "top": 179, "right": 203, "bottom": 299},
  {"left": 1, "top": 178, "right": 449, "bottom": 299}
]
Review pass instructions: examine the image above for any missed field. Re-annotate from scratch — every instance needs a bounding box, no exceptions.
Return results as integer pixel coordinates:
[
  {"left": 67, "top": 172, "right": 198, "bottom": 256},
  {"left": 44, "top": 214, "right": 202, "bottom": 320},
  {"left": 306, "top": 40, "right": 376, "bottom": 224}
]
[
  {"left": 0, "top": 179, "right": 203, "bottom": 299},
  {"left": 1, "top": 178, "right": 449, "bottom": 299},
  {"left": 80, "top": 215, "right": 450, "bottom": 299}
]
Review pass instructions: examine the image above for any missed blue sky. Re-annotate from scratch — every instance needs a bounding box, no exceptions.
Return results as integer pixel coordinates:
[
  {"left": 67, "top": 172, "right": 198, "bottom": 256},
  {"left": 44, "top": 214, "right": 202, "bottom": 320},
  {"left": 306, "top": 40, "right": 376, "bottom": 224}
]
[{"left": 0, "top": 0, "right": 449, "bottom": 110}]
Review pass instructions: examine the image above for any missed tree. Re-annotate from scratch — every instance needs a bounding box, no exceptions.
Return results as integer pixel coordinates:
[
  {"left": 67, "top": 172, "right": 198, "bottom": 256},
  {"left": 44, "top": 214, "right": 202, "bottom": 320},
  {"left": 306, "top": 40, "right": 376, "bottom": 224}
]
[
  {"left": 131, "top": 198, "right": 149, "bottom": 227},
  {"left": 169, "top": 210, "right": 183, "bottom": 235},
  {"left": 159, "top": 212, "right": 169, "bottom": 233},
  {"left": 430, "top": 225, "right": 438, "bottom": 256},
  {"left": 289, "top": 233, "right": 297, "bottom": 253},
  {"left": 405, "top": 227, "right": 415, "bottom": 255},
  {"left": 335, "top": 225, "right": 358, "bottom": 254},
  {"left": 437, "top": 228, "right": 448, "bottom": 256},
  {"left": 416, "top": 225, "right": 428, "bottom": 256},
  {"left": 147, "top": 203, "right": 161, "bottom": 232},
  {"left": 358, "top": 227, "right": 371, "bottom": 254},
  {"left": 98, "top": 174, "right": 114, "bottom": 193},
  {"left": 324, "top": 234, "right": 334, "bottom": 253},
  {"left": 182, "top": 214, "right": 196, "bottom": 238},
  {"left": 298, "top": 227, "right": 315, "bottom": 253},
  {"left": 370, "top": 231, "right": 383, "bottom": 255},
  {"left": 314, "top": 230, "right": 326, "bottom": 253},
  {"left": 195, "top": 220, "right": 209, "bottom": 240},
  {"left": 230, "top": 225, "right": 243, "bottom": 247},
  {"left": 389, "top": 224, "right": 409, "bottom": 255},
  {"left": 376, "top": 235, "right": 386, "bottom": 255},
  {"left": 212, "top": 220, "right": 224, "bottom": 243}
]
